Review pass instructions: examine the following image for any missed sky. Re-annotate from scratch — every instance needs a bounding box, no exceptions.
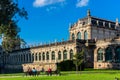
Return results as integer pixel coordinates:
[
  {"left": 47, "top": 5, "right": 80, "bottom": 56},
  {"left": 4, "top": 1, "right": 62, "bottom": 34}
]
[{"left": 17, "top": 0, "right": 120, "bottom": 45}]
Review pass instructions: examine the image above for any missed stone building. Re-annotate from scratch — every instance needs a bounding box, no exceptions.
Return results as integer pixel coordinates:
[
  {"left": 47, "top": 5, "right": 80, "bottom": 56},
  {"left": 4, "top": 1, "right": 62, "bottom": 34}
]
[{"left": 1, "top": 10, "right": 120, "bottom": 72}]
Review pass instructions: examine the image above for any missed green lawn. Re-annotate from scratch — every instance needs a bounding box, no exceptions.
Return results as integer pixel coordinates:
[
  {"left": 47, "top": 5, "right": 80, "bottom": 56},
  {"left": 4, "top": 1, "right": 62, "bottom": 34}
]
[{"left": 0, "top": 70, "right": 120, "bottom": 80}]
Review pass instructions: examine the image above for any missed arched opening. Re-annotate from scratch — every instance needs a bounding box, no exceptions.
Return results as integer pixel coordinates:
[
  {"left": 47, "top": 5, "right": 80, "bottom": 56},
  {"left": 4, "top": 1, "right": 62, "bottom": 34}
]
[
  {"left": 105, "top": 47, "right": 112, "bottom": 62},
  {"left": 63, "top": 50, "right": 67, "bottom": 60},
  {"left": 72, "top": 33, "right": 75, "bottom": 40},
  {"left": 35, "top": 53, "right": 38, "bottom": 61},
  {"left": 70, "top": 49, "right": 73, "bottom": 60},
  {"left": 46, "top": 52, "right": 49, "bottom": 60},
  {"left": 84, "top": 31, "right": 88, "bottom": 40},
  {"left": 39, "top": 53, "right": 41, "bottom": 61},
  {"left": 77, "top": 32, "right": 81, "bottom": 39},
  {"left": 115, "top": 46, "right": 120, "bottom": 62},
  {"left": 97, "top": 48, "right": 103, "bottom": 62},
  {"left": 52, "top": 51, "right": 55, "bottom": 60},
  {"left": 58, "top": 51, "right": 61, "bottom": 60},
  {"left": 42, "top": 52, "right": 45, "bottom": 61}
]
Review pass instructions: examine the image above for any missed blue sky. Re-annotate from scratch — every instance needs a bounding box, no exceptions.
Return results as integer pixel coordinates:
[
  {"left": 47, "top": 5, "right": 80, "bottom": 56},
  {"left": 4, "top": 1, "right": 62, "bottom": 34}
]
[{"left": 17, "top": 0, "right": 120, "bottom": 45}]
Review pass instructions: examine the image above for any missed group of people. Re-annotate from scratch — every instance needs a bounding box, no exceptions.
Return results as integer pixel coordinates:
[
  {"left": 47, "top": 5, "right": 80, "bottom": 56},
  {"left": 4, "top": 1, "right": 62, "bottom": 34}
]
[{"left": 25, "top": 67, "right": 52, "bottom": 76}]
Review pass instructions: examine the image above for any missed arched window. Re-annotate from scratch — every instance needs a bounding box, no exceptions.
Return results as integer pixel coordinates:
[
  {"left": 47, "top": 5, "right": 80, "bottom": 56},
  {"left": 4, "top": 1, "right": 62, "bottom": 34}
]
[
  {"left": 97, "top": 48, "right": 103, "bottom": 61},
  {"left": 39, "top": 53, "right": 41, "bottom": 61},
  {"left": 32, "top": 54, "right": 34, "bottom": 61},
  {"left": 72, "top": 33, "right": 75, "bottom": 40},
  {"left": 29, "top": 54, "right": 31, "bottom": 62},
  {"left": 42, "top": 52, "right": 45, "bottom": 60},
  {"left": 63, "top": 50, "right": 67, "bottom": 60},
  {"left": 84, "top": 31, "right": 88, "bottom": 40},
  {"left": 52, "top": 51, "right": 55, "bottom": 60},
  {"left": 70, "top": 49, "right": 73, "bottom": 60},
  {"left": 58, "top": 51, "right": 61, "bottom": 60},
  {"left": 115, "top": 46, "right": 120, "bottom": 62},
  {"left": 77, "top": 32, "right": 81, "bottom": 39},
  {"left": 105, "top": 47, "right": 112, "bottom": 62},
  {"left": 35, "top": 53, "right": 38, "bottom": 61},
  {"left": 46, "top": 52, "right": 49, "bottom": 60}
]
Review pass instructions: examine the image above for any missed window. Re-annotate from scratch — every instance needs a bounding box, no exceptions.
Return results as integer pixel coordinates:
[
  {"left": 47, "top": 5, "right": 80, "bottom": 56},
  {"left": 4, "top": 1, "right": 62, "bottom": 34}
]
[
  {"left": 72, "top": 33, "right": 75, "bottom": 40},
  {"left": 46, "top": 52, "right": 49, "bottom": 60},
  {"left": 97, "top": 48, "right": 103, "bottom": 61},
  {"left": 52, "top": 51, "right": 55, "bottom": 60},
  {"left": 77, "top": 32, "right": 81, "bottom": 39},
  {"left": 105, "top": 47, "right": 112, "bottom": 62},
  {"left": 58, "top": 51, "right": 61, "bottom": 60},
  {"left": 35, "top": 53, "right": 38, "bottom": 61},
  {"left": 115, "top": 47, "right": 120, "bottom": 62},
  {"left": 63, "top": 50, "right": 67, "bottom": 60},
  {"left": 42, "top": 52, "right": 45, "bottom": 60},
  {"left": 39, "top": 53, "right": 41, "bottom": 61},
  {"left": 70, "top": 50, "right": 73, "bottom": 60},
  {"left": 84, "top": 31, "right": 88, "bottom": 40}
]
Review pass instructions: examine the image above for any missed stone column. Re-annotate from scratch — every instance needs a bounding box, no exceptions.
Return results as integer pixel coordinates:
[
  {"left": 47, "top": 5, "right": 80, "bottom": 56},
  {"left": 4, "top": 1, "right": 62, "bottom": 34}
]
[
  {"left": 103, "top": 52, "right": 105, "bottom": 62},
  {"left": 45, "top": 52, "right": 46, "bottom": 63},
  {"left": 67, "top": 50, "right": 70, "bottom": 60},
  {"left": 41, "top": 53, "right": 43, "bottom": 62}
]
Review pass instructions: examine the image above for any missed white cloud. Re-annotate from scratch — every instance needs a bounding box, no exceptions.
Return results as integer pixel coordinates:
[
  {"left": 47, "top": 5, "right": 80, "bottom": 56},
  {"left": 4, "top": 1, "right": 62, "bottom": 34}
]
[
  {"left": 76, "top": 0, "right": 89, "bottom": 7},
  {"left": 33, "top": 0, "right": 65, "bottom": 7}
]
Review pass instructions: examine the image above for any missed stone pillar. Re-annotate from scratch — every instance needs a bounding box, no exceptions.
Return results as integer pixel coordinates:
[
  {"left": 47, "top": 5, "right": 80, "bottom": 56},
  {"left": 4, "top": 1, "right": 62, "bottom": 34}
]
[
  {"left": 41, "top": 53, "right": 43, "bottom": 62},
  {"left": 103, "top": 51, "right": 105, "bottom": 62},
  {"left": 67, "top": 50, "right": 70, "bottom": 60},
  {"left": 45, "top": 52, "right": 46, "bottom": 63}
]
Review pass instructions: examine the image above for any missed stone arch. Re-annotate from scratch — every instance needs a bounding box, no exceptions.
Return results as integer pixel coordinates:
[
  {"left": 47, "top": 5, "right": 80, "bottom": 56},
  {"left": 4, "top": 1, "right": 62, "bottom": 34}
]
[
  {"left": 69, "top": 49, "right": 73, "bottom": 60},
  {"left": 105, "top": 47, "right": 112, "bottom": 62},
  {"left": 77, "top": 32, "right": 81, "bottom": 39},
  {"left": 35, "top": 53, "right": 38, "bottom": 61},
  {"left": 42, "top": 52, "right": 45, "bottom": 61},
  {"left": 84, "top": 31, "right": 88, "bottom": 40},
  {"left": 63, "top": 50, "right": 67, "bottom": 60},
  {"left": 51, "top": 51, "right": 55, "bottom": 60},
  {"left": 115, "top": 46, "right": 120, "bottom": 62},
  {"left": 58, "top": 51, "right": 61, "bottom": 60},
  {"left": 97, "top": 48, "right": 103, "bottom": 62},
  {"left": 46, "top": 51, "right": 49, "bottom": 60},
  {"left": 72, "top": 33, "right": 75, "bottom": 40},
  {"left": 39, "top": 52, "right": 41, "bottom": 61}
]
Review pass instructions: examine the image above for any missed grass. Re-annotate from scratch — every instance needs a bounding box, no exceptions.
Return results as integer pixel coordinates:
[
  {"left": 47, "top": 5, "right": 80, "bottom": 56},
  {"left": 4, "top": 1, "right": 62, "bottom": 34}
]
[{"left": 0, "top": 70, "right": 120, "bottom": 80}]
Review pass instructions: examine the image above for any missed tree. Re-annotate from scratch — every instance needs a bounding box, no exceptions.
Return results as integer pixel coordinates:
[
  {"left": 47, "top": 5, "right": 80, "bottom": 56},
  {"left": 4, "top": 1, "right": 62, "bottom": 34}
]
[
  {"left": 0, "top": 0, "right": 28, "bottom": 52},
  {"left": 73, "top": 49, "right": 84, "bottom": 74}
]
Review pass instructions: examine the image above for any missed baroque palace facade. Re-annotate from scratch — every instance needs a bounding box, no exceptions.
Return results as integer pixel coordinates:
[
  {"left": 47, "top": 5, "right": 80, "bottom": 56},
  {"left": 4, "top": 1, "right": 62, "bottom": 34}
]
[{"left": 1, "top": 10, "right": 120, "bottom": 72}]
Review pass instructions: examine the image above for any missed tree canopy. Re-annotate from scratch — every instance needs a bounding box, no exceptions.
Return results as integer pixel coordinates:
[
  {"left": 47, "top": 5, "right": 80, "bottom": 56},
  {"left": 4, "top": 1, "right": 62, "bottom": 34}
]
[
  {"left": 0, "top": 0, "right": 27, "bottom": 52},
  {"left": 73, "top": 49, "right": 84, "bottom": 73}
]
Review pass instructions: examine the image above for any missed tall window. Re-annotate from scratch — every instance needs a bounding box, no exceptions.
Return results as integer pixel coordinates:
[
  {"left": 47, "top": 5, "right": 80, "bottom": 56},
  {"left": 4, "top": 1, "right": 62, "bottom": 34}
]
[
  {"left": 39, "top": 53, "right": 41, "bottom": 61},
  {"left": 84, "top": 31, "right": 88, "bottom": 40},
  {"left": 35, "top": 53, "right": 38, "bottom": 61},
  {"left": 63, "top": 50, "right": 67, "bottom": 60},
  {"left": 77, "top": 32, "right": 81, "bottom": 39},
  {"left": 29, "top": 54, "right": 31, "bottom": 62},
  {"left": 70, "top": 49, "right": 73, "bottom": 60},
  {"left": 105, "top": 47, "right": 112, "bottom": 62},
  {"left": 52, "top": 51, "right": 55, "bottom": 60},
  {"left": 72, "top": 33, "right": 75, "bottom": 40},
  {"left": 46, "top": 52, "right": 49, "bottom": 60},
  {"left": 115, "top": 47, "right": 120, "bottom": 62},
  {"left": 97, "top": 48, "right": 103, "bottom": 61},
  {"left": 58, "top": 51, "right": 61, "bottom": 60},
  {"left": 42, "top": 52, "right": 45, "bottom": 60}
]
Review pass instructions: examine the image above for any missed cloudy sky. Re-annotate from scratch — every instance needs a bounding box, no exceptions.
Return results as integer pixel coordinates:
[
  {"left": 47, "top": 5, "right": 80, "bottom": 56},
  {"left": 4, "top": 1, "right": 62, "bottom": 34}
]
[{"left": 17, "top": 0, "right": 120, "bottom": 45}]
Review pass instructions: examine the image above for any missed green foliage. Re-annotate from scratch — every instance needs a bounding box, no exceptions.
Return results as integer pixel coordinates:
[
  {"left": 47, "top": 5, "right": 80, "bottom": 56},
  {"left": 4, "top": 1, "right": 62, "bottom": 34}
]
[
  {"left": 73, "top": 49, "right": 84, "bottom": 73},
  {"left": 0, "top": 0, "right": 27, "bottom": 52},
  {"left": 57, "top": 60, "right": 76, "bottom": 71}
]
